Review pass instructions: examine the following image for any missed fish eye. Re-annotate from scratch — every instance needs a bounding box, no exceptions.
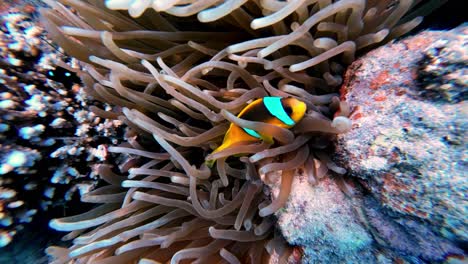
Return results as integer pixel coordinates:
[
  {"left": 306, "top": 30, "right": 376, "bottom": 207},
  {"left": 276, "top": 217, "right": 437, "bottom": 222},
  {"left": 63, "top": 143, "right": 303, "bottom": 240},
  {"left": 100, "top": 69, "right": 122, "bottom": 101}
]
[{"left": 284, "top": 106, "right": 293, "bottom": 115}]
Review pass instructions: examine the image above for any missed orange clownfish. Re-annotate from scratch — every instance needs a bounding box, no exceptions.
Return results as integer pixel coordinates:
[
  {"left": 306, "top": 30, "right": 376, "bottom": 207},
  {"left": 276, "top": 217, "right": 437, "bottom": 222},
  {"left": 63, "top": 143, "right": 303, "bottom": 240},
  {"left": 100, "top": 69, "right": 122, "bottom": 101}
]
[{"left": 206, "top": 96, "right": 307, "bottom": 167}]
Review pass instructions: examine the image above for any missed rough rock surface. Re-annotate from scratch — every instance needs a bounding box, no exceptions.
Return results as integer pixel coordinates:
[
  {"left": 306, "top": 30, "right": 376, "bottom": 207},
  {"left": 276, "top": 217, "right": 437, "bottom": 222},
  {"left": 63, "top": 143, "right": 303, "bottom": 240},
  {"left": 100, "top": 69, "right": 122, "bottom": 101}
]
[
  {"left": 335, "top": 24, "right": 467, "bottom": 257},
  {"left": 275, "top": 175, "right": 374, "bottom": 263},
  {"left": 361, "top": 196, "right": 463, "bottom": 261}
]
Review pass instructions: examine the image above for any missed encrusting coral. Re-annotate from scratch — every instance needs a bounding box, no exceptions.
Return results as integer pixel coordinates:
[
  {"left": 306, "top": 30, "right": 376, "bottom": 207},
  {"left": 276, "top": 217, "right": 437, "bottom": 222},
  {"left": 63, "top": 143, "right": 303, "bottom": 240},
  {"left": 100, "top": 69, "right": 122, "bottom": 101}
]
[
  {"left": 38, "top": 0, "right": 437, "bottom": 263},
  {"left": 0, "top": 8, "right": 125, "bottom": 248}
]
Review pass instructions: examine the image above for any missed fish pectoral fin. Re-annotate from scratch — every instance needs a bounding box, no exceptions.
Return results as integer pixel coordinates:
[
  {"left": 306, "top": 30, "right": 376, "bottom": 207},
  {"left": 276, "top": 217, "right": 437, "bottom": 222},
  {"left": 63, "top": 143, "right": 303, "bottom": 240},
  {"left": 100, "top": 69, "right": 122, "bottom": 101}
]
[
  {"left": 260, "top": 135, "right": 274, "bottom": 144},
  {"left": 233, "top": 153, "right": 249, "bottom": 157}
]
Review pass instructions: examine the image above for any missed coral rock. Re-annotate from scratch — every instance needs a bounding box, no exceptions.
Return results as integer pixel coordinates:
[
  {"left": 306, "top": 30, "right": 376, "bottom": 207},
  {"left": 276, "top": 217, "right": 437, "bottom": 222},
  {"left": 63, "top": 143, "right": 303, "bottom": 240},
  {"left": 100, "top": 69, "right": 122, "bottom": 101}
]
[
  {"left": 336, "top": 24, "right": 467, "bottom": 254},
  {"left": 362, "top": 196, "right": 463, "bottom": 261},
  {"left": 275, "top": 175, "right": 374, "bottom": 263}
]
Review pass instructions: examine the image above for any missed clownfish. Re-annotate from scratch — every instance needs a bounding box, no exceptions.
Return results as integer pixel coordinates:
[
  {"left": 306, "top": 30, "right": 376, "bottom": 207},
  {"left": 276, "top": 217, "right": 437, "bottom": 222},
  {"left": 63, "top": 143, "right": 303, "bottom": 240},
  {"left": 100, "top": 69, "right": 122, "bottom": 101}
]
[{"left": 206, "top": 96, "right": 307, "bottom": 167}]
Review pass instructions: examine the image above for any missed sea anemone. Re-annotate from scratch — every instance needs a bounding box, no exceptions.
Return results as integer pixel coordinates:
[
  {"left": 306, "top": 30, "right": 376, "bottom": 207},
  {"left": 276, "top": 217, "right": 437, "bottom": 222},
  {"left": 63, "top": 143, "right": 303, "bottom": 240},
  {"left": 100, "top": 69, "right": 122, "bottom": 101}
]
[{"left": 39, "top": 0, "right": 434, "bottom": 263}]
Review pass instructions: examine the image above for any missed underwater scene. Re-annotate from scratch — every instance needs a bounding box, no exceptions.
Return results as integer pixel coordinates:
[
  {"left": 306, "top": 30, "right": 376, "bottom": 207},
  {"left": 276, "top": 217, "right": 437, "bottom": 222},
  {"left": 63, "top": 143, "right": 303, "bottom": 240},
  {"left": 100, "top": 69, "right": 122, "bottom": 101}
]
[{"left": 0, "top": 0, "right": 466, "bottom": 263}]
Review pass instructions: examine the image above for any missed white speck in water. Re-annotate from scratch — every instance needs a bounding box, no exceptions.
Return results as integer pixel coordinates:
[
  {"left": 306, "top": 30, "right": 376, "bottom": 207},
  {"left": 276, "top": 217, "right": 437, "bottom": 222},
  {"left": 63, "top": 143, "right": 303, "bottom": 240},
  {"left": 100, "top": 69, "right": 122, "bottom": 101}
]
[
  {"left": 0, "top": 232, "right": 13, "bottom": 247},
  {"left": 0, "top": 100, "right": 15, "bottom": 109},
  {"left": 6, "top": 151, "right": 27, "bottom": 168}
]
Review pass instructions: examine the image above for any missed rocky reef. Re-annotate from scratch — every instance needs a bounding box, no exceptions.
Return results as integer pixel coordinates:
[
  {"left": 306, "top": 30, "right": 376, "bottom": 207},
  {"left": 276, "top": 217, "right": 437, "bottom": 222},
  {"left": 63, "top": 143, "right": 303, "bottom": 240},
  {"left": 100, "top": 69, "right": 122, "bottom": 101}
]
[
  {"left": 334, "top": 24, "right": 467, "bottom": 262},
  {"left": 0, "top": 1, "right": 466, "bottom": 264}
]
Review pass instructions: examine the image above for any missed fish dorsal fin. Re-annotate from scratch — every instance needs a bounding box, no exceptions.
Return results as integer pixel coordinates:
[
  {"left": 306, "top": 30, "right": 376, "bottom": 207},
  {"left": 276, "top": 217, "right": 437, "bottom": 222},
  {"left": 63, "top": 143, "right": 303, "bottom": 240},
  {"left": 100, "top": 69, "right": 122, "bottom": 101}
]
[{"left": 263, "top": 97, "right": 295, "bottom": 126}]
